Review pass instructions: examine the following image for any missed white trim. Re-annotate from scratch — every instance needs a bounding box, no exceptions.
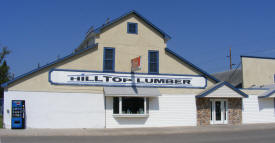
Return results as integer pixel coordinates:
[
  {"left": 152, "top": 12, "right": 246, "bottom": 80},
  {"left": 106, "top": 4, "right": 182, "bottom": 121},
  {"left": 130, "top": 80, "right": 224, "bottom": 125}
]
[
  {"left": 114, "top": 97, "right": 148, "bottom": 116},
  {"left": 113, "top": 114, "right": 149, "bottom": 118},
  {"left": 119, "top": 97, "right": 122, "bottom": 114},
  {"left": 105, "top": 94, "right": 160, "bottom": 97},
  {"left": 205, "top": 85, "right": 244, "bottom": 98},
  {"left": 144, "top": 97, "right": 147, "bottom": 114},
  {"left": 210, "top": 99, "right": 228, "bottom": 124}
]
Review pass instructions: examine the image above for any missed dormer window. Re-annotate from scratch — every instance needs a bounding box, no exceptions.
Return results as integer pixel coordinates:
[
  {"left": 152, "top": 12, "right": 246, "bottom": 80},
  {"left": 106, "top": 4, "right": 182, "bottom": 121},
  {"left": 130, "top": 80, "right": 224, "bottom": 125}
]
[{"left": 127, "top": 22, "right": 138, "bottom": 34}]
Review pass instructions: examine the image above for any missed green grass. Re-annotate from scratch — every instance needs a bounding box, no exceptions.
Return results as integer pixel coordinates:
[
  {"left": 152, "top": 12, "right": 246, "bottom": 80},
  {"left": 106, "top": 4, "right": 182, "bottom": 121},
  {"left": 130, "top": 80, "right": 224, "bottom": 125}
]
[{"left": 0, "top": 115, "right": 2, "bottom": 128}]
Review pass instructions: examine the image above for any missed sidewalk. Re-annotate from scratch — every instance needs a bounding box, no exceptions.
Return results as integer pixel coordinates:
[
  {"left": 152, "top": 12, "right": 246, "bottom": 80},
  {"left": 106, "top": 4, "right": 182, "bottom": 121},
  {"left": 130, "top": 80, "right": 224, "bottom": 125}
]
[{"left": 1, "top": 123, "right": 275, "bottom": 137}]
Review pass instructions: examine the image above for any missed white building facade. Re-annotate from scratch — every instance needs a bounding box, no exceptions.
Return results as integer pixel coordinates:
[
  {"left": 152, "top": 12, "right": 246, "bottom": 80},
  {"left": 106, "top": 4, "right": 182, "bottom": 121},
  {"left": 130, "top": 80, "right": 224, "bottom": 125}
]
[
  {"left": 240, "top": 56, "right": 275, "bottom": 124},
  {"left": 2, "top": 11, "right": 250, "bottom": 129}
]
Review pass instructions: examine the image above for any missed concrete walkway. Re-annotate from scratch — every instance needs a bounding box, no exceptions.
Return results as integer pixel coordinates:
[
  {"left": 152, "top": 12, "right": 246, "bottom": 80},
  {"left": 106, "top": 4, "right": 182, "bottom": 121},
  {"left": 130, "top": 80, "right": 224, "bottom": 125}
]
[{"left": 1, "top": 123, "right": 275, "bottom": 137}]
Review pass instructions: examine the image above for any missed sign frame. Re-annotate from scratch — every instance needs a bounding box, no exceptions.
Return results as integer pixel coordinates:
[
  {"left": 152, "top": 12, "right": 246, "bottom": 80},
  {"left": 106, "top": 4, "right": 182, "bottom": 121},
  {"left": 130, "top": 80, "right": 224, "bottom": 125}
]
[{"left": 49, "top": 69, "right": 207, "bottom": 89}]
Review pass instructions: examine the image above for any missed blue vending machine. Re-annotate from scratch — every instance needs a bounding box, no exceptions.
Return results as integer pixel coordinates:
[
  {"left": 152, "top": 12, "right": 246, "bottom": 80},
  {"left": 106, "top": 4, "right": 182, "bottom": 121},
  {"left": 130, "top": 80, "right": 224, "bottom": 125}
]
[{"left": 11, "top": 100, "right": 25, "bottom": 129}]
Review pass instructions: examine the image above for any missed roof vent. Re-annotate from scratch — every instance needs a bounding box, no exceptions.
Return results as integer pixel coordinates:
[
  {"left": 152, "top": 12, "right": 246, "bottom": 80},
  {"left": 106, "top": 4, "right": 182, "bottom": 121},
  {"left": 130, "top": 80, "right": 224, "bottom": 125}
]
[
  {"left": 86, "top": 26, "right": 94, "bottom": 37},
  {"left": 260, "top": 85, "right": 264, "bottom": 88},
  {"left": 106, "top": 18, "right": 110, "bottom": 24}
]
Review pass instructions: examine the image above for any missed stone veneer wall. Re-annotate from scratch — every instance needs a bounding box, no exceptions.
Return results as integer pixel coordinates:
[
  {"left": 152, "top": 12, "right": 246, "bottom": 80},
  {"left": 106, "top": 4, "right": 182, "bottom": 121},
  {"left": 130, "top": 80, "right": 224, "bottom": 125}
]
[
  {"left": 228, "top": 98, "right": 242, "bottom": 125},
  {"left": 196, "top": 98, "right": 211, "bottom": 126},
  {"left": 196, "top": 98, "right": 242, "bottom": 126}
]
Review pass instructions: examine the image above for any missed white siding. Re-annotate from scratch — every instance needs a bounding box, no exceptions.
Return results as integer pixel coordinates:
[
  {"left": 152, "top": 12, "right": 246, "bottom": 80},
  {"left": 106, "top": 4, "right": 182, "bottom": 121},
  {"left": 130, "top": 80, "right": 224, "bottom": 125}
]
[
  {"left": 3, "top": 91, "right": 105, "bottom": 129},
  {"left": 206, "top": 85, "right": 244, "bottom": 98},
  {"left": 106, "top": 94, "right": 197, "bottom": 128},
  {"left": 243, "top": 95, "right": 275, "bottom": 123}
]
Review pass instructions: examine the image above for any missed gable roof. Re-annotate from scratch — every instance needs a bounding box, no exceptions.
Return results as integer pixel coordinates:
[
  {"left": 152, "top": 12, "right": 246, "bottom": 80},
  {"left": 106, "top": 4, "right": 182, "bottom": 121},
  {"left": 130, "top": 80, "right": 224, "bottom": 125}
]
[
  {"left": 2, "top": 11, "right": 218, "bottom": 88},
  {"left": 196, "top": 81, "right": 248, "bottom": 98},
  {"left": 212, "top": 69, "right": 242, "bottom": 87},
  {"left": 1, "top": 44, "right": 98, "bottom": 88},
  {"left": 165, "top": 48, "right": 220, "bottom": 83},
  {"left": 259, "top": 90, "right": 275, "bottom": 98},
  {"left": 258, "top": 84, "right": 275, "bottom": 98},
  {"left": 89, "top": 10, "right": 171, "bottom": 41}
]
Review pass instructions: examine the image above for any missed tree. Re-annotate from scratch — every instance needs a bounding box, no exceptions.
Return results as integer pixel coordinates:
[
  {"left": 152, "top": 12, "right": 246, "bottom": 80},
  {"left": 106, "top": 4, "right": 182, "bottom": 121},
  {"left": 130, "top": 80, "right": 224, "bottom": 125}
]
[{"left": 0, "top": 46, "right": 11, "bottom": 98}]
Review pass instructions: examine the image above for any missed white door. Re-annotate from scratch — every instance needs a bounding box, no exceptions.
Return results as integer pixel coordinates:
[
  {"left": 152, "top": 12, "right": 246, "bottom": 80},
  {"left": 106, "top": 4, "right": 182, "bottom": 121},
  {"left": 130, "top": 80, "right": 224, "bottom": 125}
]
[{"left": 210, "top": 99, "right": 228, "bottom": 124}]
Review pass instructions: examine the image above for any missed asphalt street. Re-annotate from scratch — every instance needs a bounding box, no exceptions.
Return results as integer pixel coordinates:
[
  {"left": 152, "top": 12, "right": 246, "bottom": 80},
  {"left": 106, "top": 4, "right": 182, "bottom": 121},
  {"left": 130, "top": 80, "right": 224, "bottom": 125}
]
[{"left": 1, "top": 128, "right": 275, "bottom": 143}]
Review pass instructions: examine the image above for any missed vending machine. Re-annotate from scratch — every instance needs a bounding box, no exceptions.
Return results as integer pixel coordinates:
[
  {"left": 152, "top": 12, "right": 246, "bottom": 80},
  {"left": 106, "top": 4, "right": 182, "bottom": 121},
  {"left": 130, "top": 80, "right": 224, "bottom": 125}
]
[{"left": 11, "top": 100, "right": 25, "bottom": 129}]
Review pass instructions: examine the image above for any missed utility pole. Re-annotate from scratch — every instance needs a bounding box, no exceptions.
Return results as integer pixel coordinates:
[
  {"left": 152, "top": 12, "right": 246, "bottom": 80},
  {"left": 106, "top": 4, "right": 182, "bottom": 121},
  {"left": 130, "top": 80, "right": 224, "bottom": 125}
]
[
  {"left": 227, "top": 47, "right": 235, "bottom": 70},
  {"left": 229, "top": 48, "right": 232, "bottom": 70}
]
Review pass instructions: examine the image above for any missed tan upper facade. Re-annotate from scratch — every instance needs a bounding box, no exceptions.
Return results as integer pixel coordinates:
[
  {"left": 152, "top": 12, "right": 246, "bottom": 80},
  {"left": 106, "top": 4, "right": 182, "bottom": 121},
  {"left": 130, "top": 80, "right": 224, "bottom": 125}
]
[
  {"left": 242, "top": 56, "right": 275, "bottom": 88},
  {"left": 5, "top": 11, "right": 218, "bottom": 94}
]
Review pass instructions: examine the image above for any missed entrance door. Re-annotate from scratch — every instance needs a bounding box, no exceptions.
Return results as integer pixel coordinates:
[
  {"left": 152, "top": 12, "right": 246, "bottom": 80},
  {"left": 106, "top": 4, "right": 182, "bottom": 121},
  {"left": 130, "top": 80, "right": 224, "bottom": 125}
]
[{"left": 210, "top": 99, "right": 228, "bottom": 124}]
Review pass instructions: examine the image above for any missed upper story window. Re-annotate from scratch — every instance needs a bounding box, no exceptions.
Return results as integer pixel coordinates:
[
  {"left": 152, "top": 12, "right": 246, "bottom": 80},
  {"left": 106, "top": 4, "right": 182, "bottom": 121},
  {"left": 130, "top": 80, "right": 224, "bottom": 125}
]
[
  {"left": 103, "top": 47, "right": 115, "bottom": 72},
  {"left": 127, "top": 22, "right": 138, "bottom": 34},
  {"left": 148, "top": 51, "right": 159, "bottom": 74}
]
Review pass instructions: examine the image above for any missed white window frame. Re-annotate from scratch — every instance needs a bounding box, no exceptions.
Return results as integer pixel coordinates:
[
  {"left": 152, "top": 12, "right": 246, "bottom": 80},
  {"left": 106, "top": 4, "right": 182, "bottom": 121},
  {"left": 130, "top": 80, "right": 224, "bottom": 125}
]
[{"left": 113, "top": 97, "right": 149, "bottom": 117}]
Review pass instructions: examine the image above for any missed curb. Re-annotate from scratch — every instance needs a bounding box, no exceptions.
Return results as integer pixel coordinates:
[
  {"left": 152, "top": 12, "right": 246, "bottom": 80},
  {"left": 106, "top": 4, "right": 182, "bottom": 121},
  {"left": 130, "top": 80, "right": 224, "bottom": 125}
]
[{"left": 1, "top": 123, "right": 275, "bottom": 137}]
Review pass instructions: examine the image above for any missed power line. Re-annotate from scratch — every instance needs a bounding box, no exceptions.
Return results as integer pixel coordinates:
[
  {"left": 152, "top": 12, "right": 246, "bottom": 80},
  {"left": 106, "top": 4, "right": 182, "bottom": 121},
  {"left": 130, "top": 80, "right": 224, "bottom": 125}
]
[{"left": 228, "top": 62, "right": 241, "bottom": 81}]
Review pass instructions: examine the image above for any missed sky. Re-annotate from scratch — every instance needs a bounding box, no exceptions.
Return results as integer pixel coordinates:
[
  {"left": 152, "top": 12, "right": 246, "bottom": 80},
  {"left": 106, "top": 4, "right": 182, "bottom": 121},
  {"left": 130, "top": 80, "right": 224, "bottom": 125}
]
[{"left": 1, "top": 0, "right": 275, "bottom": 77}]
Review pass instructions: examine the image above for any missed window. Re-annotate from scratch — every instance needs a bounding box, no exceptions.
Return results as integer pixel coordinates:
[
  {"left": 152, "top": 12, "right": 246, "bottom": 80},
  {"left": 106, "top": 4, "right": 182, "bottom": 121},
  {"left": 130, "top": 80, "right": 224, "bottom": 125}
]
[
  {"left": 148, "top": 51, "right": 159, "bottom": 74},
  {"left": 113, "top": 97, "right": 119, "bottom": 114},
  {"left": 103, "top": 48, "right": 115, "bottom": 72},
  {"left": 127, "top": 22, "right": 138, "bottom": 34},
  {"left": 112, "top": 97, "right": 149, "bottom": 115}
]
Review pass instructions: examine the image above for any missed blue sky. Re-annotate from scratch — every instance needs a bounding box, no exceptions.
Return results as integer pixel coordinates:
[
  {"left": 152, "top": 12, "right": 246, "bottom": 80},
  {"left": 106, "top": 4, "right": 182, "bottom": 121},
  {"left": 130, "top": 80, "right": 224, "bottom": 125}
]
[{"left": 1, "top": 0, "right": 275, "bottom": 76}]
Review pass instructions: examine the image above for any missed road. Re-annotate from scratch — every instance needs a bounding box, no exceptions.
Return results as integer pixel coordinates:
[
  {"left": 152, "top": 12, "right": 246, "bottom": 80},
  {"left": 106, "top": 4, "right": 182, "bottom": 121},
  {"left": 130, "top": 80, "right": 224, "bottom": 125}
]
[{"left": 1, "top": 128, "right": 275, "bottom": 143}]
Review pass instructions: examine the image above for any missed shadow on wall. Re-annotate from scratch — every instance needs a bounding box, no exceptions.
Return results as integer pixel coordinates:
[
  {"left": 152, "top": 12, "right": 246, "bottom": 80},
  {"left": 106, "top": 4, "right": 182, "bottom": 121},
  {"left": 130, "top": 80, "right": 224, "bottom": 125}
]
[
  {"left": 0, "top": 99, "right": 3, "bottom": 115},
  {"left": 149, "top": 97, "right": 160, "bottom": 111},
  {"left": 242, "top": 100, "right": 244, "bottom": 111},
  {"left": 258, "top": 98, "right": 274, "bottom": 111},
  {"left": 115, "top": 117, "right": 149, "bottom": 125},
  {"left": 228, "top": 98, "right": 242, "bottom": 109}
]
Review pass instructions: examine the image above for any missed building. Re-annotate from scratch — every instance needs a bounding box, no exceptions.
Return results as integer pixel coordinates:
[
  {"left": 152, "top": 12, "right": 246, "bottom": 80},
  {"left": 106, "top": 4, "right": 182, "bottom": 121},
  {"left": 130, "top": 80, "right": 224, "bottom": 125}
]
[
  {"left": 2, "top": 10, "right": 249, "bottom": 129},
  {"left": 241, "top": 55, "right": 275, "bottom": 88},
  {"left": 213, "top": 56, "right": 275, "bottom": 124},
  {"left": 240, "top": 55, "right": 275, "bottom": 124}
]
